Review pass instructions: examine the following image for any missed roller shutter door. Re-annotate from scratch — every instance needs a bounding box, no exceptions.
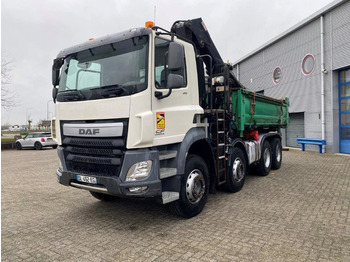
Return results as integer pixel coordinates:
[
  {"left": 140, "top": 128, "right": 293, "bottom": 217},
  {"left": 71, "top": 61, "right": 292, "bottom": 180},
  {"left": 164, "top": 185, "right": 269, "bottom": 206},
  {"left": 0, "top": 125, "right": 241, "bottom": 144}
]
[{"left": 286, "top": 113, "right": 305, "bottom": 147}]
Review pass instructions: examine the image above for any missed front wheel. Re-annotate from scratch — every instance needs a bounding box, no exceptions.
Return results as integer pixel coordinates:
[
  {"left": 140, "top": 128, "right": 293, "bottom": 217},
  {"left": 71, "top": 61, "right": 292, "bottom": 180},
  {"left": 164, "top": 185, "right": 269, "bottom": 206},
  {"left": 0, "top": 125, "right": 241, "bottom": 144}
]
[
  {"left": 90, "top": 191, "right": 118, "bottom": 202},
  {"left": 255, "top": 140, "right": 272, "bottom": 176},
  {"left": 16, "top": 142, "right": 22, "bottom": 150},
  {"left": 169, "top": 155, "right": 209, "bottom": 218},
  {"left": 225, "top": 147, "right": 247, "bottom": 193}
]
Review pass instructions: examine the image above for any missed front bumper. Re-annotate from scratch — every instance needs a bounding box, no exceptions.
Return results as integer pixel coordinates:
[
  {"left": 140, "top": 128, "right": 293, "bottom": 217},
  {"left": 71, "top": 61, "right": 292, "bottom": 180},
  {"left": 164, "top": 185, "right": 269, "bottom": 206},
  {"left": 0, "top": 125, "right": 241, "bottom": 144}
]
[{"left": 56, "top": 147, "right": 162, "bottom": 198}]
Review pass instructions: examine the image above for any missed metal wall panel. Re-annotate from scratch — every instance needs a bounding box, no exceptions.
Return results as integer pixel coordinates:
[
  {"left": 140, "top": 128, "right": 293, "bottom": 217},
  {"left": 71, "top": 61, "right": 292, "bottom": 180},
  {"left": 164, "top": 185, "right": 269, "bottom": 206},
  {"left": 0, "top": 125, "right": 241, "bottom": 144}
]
[
  {"left": 233, "top": 19, "right": 322, "bottom": 113},
  {"left": 232, "top": 1, "right": 350, "bottom": 153},
  {"left": 286, "top": 113, "right": 305, "bottom": 147},
  {"left": 324, "top": 15, "right": 336, "bottom": 153},
  {"left": 331, "top": 0, "right": 350, "bottom": 70}
]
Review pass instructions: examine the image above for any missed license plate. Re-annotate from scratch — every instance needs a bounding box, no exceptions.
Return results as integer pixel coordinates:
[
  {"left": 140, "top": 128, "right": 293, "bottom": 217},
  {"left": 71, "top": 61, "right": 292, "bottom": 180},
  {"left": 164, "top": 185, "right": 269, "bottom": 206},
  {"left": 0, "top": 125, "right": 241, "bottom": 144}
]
[
  {"left": 76, "top": 175, "right": 97, "bottom": 184},
  {"left": 47, "top": 138, "right": 53, "bottom": 141}
]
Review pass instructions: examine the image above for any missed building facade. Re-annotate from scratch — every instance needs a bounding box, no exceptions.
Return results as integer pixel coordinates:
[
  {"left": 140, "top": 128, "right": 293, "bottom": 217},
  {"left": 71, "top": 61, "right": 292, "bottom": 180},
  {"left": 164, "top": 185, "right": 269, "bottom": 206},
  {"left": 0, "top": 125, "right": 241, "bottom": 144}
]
[{"left": 232, "top": 0, "right": 350, "bottom": 153}]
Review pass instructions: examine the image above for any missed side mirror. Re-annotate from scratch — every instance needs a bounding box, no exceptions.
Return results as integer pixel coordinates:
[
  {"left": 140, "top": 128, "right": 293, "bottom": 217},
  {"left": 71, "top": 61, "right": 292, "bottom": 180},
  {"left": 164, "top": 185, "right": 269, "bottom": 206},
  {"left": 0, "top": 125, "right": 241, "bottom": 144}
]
[
  {"left": 168, "top": 42, "right": 184, "bottom": 71},
  {"left": 154, "top": 73, "right": 184, "bottom": 99},
  {"left": 52, "top": 87, "right": 58, "bottom": 103},
  {"left": 52, "top": 58, "right": 63, "bottom": 86},
  {"left": 154, "top": 42, "right": 185, "bottom": 99},
  {"left": 167, "top": 74, "right": 183, "bottom": 89},
  {"left": 52, "top": 70, "right": 59, "bottom": 86}
]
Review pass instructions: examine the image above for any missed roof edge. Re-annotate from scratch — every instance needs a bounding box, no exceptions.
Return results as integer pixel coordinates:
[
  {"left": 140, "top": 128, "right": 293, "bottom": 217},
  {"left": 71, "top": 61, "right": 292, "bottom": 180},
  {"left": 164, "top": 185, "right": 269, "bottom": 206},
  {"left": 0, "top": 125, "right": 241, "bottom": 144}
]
[
  {"left": 56, "top": 27, "right": 152, "bottom": 58},
  {"left": 233, "top": 0, "right": 346, "bottom": 65}
]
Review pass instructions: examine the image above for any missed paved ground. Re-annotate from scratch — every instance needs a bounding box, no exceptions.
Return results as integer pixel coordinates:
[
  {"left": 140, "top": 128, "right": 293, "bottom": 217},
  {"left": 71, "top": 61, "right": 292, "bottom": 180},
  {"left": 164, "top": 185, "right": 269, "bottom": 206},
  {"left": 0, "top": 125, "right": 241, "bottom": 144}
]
[{"left": 2, "top": 148, "right": 350, "bottom": 261}]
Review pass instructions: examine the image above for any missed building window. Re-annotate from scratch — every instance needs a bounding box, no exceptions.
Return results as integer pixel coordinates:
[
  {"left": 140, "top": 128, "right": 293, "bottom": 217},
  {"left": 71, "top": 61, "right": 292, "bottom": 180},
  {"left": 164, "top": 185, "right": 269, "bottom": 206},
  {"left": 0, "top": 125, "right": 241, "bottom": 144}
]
[
  {"left": 301, "top": 54, "right": 315, "bottom": 75},
  {"left": 340, "top": 68, "right": 350, "bottom": 83},
  {"left": 273, "top": 67, "right": 282, "bottom": 84}
]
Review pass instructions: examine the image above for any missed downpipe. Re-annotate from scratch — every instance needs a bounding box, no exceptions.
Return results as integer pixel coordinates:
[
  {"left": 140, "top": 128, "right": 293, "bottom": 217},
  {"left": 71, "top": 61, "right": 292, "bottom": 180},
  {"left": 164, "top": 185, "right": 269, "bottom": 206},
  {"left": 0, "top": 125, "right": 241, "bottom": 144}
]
[{"left": 320, "top": 16, "right": 326, "bottom": 153}]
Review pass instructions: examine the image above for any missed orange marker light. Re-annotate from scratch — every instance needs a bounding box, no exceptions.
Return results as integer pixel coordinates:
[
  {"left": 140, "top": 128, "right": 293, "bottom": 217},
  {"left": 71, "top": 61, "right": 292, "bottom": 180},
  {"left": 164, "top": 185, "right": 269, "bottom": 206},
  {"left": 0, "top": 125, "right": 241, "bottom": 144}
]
[
  {"left": 89, "top": 38, "right": 94, "bottom": 41},
  {"left": 145, "top": 21, "right": 154, "bottom": 28}
]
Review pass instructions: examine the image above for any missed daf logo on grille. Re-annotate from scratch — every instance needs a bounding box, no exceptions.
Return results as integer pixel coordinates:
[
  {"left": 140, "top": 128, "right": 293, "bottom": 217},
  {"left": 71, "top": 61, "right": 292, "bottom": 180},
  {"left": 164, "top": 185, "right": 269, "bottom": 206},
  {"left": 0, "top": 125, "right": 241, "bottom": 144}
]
[
  {"left": 64, "top": 123, "right": 123, "bottom": 137},
  {"left": 79, "top": 128, "right": 100, "bottom": 135}
]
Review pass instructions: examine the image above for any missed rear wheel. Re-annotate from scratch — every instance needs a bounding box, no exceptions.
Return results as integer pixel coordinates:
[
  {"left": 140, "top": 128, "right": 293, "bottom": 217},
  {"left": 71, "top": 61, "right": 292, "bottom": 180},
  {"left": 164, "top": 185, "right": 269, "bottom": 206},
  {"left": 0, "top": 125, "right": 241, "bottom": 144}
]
[
  {"left": 169, "top": 155, "right": 209, "bottom": 218},
  {"left": 15, "top": 142, "right": 22, "bottom": 150},
  {"left": 271, "top": 138, "right": 282, "bottom": 170},
  {"left": 90, "top": 191, "right": 118, "bottom": 202},
  {"left": 34, "top": 142, "right": 42, "bottom": 150},
  {"left": 52, "top": 145, "right": 58, "bottom": 149},
  {"left": 255, "top": 140, "right": 272, "bottom": 176},
  {"left": 225, "top": 147, "right": 247, "bottom": 193}
]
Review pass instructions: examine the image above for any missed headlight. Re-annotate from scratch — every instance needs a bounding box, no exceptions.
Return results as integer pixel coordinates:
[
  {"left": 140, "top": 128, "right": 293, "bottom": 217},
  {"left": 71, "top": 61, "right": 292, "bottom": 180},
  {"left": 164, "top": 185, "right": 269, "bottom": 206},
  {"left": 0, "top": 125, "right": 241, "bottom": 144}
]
[{"left": 126, "top": 160, "right": 152, "bottom": 181}]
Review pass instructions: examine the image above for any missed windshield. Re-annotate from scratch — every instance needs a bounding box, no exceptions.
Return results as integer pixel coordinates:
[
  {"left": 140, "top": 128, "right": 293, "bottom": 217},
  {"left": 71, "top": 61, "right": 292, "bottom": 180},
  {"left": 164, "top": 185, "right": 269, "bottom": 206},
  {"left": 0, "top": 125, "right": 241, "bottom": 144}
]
[{"left": 57, "top": 35, "right": 148, "bottom": 102}]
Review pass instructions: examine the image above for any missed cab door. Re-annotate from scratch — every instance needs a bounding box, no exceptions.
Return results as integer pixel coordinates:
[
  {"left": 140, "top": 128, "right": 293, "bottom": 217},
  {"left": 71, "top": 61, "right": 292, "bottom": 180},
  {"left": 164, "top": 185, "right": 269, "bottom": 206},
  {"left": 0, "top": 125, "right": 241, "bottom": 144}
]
[{"left": 151, "top": 37, "right": 197, "bottom": 146}]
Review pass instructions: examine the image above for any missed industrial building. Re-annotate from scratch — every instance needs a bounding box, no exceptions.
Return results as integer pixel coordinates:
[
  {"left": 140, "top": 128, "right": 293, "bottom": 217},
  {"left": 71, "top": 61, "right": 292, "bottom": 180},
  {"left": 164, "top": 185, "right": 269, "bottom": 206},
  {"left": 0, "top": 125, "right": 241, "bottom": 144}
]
[{"left": 232, "top": 0, "right": 350, "bottom": 153}]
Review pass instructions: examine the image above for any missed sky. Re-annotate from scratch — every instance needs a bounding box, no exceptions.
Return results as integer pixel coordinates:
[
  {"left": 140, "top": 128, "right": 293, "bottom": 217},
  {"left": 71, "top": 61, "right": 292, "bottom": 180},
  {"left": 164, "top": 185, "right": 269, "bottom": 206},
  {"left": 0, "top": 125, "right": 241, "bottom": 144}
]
[{"left": 1, "top": 0, "right": 335, "bottom": 126}]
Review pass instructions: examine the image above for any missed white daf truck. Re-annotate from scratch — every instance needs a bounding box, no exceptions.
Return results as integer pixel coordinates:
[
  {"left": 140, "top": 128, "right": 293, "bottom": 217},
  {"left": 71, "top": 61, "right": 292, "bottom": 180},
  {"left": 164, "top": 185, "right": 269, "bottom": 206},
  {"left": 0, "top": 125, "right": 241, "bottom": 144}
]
[{"left": 52, "top": 19, "right": 289, "bottom": 218}]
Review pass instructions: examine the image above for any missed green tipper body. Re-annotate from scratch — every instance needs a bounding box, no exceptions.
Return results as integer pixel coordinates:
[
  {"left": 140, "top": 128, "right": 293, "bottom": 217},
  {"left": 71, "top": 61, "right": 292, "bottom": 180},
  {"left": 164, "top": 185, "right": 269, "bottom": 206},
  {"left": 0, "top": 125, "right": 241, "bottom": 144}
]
[{"left": 231, "top": 89, "right": 290, "bottom": 137}]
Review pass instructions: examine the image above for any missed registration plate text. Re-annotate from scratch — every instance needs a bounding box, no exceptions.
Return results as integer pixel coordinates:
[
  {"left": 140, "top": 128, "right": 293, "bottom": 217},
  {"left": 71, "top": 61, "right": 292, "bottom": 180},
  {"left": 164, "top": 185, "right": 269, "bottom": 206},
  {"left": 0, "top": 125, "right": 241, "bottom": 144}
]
[{"left": 76, "top": 175, "right": 97, "bottom": 184}]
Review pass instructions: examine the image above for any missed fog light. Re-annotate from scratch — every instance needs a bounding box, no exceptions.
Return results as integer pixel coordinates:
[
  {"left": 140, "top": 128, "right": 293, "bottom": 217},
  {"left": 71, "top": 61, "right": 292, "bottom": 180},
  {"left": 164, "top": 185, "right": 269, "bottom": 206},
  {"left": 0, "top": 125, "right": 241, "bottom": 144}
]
[
  {"left": 129, "top": 186, "right": 148, "bottom": 193},
  {"left": 56, "top": 168, "right": 62, "bottom": 177},
  {"left": 126, "top": 160, "right": 152, "bottom": 181}
]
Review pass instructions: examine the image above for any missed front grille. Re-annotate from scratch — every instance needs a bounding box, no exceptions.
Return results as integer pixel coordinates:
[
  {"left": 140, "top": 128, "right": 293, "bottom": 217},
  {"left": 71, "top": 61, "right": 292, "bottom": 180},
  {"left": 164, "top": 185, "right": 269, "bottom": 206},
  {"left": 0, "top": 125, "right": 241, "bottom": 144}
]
[
  {"left": 66, "top": 146, "right": 122, "bottom": 156},
  {"left": 60, "top": 119, "right": 128, "bottom": 177},
  {"left": 63, "top": 137, "right": 124, "bottom": 148},
  {"left": 63, "top": 136, "right": 125, "bottom": 177},
  {"left": 67, "top": 154, "right": 121, "bottom": 165}
]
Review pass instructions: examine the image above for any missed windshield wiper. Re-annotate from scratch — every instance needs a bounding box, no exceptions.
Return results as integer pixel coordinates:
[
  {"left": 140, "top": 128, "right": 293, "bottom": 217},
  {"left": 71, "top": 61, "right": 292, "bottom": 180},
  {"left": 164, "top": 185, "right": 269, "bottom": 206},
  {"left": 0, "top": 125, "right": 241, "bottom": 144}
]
[
  {"left": 98, "top": 84, "right": 128, "bottom": 97},
  {"left": 58, "top": 89, "right": 85, "bottom": 101}
]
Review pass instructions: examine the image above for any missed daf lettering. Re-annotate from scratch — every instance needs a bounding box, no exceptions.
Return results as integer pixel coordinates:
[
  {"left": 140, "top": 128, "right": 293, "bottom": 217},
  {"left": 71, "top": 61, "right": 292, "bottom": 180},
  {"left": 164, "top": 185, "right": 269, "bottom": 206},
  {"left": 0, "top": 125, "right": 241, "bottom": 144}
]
[{"left": 79, "top": 129, "right": 100, "bottom": 135}]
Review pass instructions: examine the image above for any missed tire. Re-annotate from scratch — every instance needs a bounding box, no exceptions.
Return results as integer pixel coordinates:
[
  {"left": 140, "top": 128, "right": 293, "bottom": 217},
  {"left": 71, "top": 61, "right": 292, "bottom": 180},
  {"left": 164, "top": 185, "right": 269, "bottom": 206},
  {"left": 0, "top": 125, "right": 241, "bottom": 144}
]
[
  {"left": 34, "top": 142, "right": 42, "bottom": 150},
  {"left": 271, "top": 138, "right": 282, "bottom": 170},
  {"left": 52, "top": 145, "right": 58, "bottom": 149},
  {"left": 16, "top": 142, "right": 22, "bottom": 150},
  {"left": 225, "top": 147, "right": 247, "bottom": 193},
  {"left": 169, "top": 155, "right": 209, "bottom": 218},
  {"left": 255, "top": 140, "right": 272, "bottom": 176},
  {"left": 90, "top": 191, "right": 118, "bottom": 202}
]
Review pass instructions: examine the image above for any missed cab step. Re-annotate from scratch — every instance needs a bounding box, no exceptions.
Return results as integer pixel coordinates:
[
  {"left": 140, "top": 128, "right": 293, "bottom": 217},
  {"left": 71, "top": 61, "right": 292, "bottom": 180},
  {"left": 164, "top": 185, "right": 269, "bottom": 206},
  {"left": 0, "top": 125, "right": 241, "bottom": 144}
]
[
  {"left": 159, "top": 150, "right": 177, "bottom": 161},
  {"left": 162, "top": 191, "right": 179, "bottom": 204},
  {"left": 160, "top": 168, "right": 177, "bottom": 179}
]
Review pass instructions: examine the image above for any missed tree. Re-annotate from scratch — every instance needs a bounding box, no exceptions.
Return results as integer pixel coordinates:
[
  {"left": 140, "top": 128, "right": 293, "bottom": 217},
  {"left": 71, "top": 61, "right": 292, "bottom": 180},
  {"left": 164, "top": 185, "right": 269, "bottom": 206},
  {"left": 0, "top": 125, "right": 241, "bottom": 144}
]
[{"left": 1, "top": 55, "right": 18, "bottom": 110}]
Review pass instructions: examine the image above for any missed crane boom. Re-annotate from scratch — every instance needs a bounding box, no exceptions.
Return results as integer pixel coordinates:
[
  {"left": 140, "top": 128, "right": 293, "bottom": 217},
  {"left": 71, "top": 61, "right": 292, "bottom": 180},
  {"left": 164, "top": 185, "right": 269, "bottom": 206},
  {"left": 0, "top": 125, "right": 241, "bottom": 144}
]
[{"left": 171, "top": 18, "right": 244, "bottom": 88}]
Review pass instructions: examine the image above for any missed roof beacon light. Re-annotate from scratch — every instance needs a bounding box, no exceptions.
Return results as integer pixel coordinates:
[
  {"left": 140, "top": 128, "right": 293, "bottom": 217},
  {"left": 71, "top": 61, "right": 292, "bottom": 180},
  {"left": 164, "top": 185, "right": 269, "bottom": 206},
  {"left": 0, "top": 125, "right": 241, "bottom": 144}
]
[
  {"left": 145, "top": 21, "right": 154, "bottom": 28},
  {"left": 89, "top": 38, "right": 94, "bottom": 41}
]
